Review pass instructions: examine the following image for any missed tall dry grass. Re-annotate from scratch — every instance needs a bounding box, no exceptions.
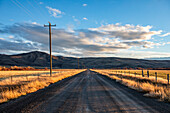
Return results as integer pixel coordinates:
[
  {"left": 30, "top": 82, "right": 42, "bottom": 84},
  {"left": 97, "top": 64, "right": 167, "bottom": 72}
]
[
  {"left": 109, "top": 69, "right": 170, "bottom": 79},
  {"left": 98, "top": 69, "right": 169, "bottom": 85},
  {"left": 0, "top": 70, "right": 51, "bottom": 78},
  {"left": 0, "top": 69, "right": 77, "bottom": 79},
  {"left": 0, "top": 69, "right": 86, "bottom": 103},
  {"left": 92, "top": 69, "right": 170, "bottom": 102}
]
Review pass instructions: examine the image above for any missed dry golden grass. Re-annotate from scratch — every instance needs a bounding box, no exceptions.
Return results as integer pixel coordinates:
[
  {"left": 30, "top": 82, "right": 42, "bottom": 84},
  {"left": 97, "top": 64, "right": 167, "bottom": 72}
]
[
  {"left": 0, "top": 70, "right": 50, "bottom": 78},
  {"left": 0, "top": 69, "right": 75, "bottom": 78},
  {"left": 92, "top": 69, "right": 170, "bottom": 102},
  {"left": 0, "top": 69, "right": 86, "bottom": 103},
  {"left": 97, "top": 69, "right": 169, "bottom": 84},
  {"left": 111, "top": 69, "right": 169, "bottom": 79}
]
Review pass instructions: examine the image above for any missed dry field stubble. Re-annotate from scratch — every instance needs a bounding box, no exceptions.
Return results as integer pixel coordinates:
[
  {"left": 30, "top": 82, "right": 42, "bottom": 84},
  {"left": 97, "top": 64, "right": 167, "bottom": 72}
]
[
  {"left": 92, "top": 69, "right": 170, "bottom": 102},
  {"left": 0, "top": 69, "right": 86, "bottom": 103}
]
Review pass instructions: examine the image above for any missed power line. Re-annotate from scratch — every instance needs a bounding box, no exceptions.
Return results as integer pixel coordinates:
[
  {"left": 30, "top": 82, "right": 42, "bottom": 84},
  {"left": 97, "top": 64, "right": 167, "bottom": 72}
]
[
  {"left": 32, "top": 0, "right": 47, "bottom": 20},
  {"left": 11, "top": 0, "right": 35, "bottom": 20}
]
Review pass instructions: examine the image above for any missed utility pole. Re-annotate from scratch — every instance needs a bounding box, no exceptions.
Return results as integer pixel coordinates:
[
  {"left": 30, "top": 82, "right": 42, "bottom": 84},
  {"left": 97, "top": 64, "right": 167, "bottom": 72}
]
[
  {"left": 44, "top": 22, "right": 56, "bottom": 77},
  {"left": 77, "top": 58, "right": 79, "bottom": 69}
]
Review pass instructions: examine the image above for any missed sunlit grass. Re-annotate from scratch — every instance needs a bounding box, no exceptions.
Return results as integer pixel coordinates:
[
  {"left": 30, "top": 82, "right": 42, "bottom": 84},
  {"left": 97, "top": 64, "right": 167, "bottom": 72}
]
[
  {"left": 97, "top": 69, "right": 170, "bottom": 79},
  {"left": 0, "top": 69, "right": 78, "bottom": 79},
  {"left": 0, "top": 69, "right": 86, "bottom": 103},
  {"left": 0, "top": 70, "right": 50, "bottom": 78},
  {"left": 92, "top": 69, "right": 170, "bottom": 102}
]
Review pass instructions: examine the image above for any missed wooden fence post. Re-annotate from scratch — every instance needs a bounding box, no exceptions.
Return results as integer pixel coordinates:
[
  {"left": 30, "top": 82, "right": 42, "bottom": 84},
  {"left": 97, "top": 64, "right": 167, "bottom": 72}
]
[
  {"left": 142, "top": 69, "right": 144, "bottom": 77},
  {"left": 167, "top": 74, "right": 169, "bottom": 85},
  {"left": 155, "top": 72, "right": 157, "bottom": 83},
  {"left": 147, "top": 70, "right": 149, "bottom": 78}
]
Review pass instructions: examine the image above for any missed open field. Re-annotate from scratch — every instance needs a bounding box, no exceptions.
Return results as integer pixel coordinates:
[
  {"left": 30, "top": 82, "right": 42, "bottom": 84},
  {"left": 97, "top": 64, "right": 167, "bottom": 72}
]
[
  {"left": 0, "top": 70, "right": 170, "bottom": 113},
  {"left": 0, "top": 69, "right": 78, "bottom": 79},
  {"left": 0, "top": 70, "right": 50, "bottom": 79},
  {"left": 92, "top": 69, "right": 170, "bottom": 102},
  {"left": 0, "top": 69, "right": 86, "bottom": 103},
  {"left": 97, "top": 69, "right": 170, "bottom": 79}
]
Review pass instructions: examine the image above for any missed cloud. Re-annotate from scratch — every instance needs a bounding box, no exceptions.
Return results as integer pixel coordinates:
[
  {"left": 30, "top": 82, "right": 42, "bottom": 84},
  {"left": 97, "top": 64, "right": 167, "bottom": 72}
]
[
  {"left": 82, "top": 4, "right": 87, "bottom": 7},
  {"left": 0, "top": 38, "right": 38, "bottom": 51},
  {"left": 39, "top": 2, "right": 43, "bottom": 4},
  {"left": 8, "top": 35, "right": 14, "bottom": 39},
  {"left": 0, "top": 38, "right": 5, "bottom": 40},
  {"left": 67, "top": 24, "right": 75, "bottom": 33},
  {"left": 167, "top": 42, "right": 170, "bottom": 44},
  {"left": 83, "top": 17, "right": 88, "bottom": 20},
  {"left": 72, "top": 16, "right": 80, "bottom": 24},
  {"left": 89, "top": 24, "right": 162, "bottom": 41},
  {"left": 32, "top": 22, "right": 38, "bottom": 25},
  {"left": 113, "top": 50, "right": 170, "bottom": 59},
  {"left": 160, "top": 32, "right": 170, "bottom": 37},
  {"left": 46, "top": 6, "right": 64, "bottom": 18},
  {"left": 0, "top": 22, "right": 168, "bottom": 57},
  {"left": 72, "top": 16, "right": 78, "bottom": 22}
]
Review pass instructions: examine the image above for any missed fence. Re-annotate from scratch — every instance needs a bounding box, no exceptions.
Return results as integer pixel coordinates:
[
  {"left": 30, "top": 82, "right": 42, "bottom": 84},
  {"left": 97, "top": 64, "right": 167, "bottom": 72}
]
[
  {"left": 0, "top": 72, "right": 60, "bottom": 84},
  {"left": 112, "top": 70, "right": 170, "bottom": 85}
]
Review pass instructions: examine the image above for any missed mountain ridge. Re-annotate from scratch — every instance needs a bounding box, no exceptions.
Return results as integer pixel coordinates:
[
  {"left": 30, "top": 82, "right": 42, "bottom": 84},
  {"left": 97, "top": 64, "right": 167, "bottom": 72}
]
[{"left": 0, "top": 51, "right": 170, "bottom": 69}]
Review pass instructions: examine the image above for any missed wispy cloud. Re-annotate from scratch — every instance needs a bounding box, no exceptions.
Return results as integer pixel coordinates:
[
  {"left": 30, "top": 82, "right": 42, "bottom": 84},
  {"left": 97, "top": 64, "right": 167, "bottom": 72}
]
[
  {"left": 82, "top": 4, "right": 87, "bottom": 7},
  {"left": 39, "top": 2, "right": 43, "bottom": 4},
  {"left": 0, "top": 38, "right": 5, "bottom": 40},
  {"left": 46, "top": 6, "right": 64, "bottom": 18},
  {"left": 160, "top": 32, "right": 170, "bottom": 37},
  {"left": 8, "top": 35, "right": 14, "bottom": 39},
  {"left": 72, "top": 16, "right": 78, "bottom": 22},
  {"left": 83, "top": 17, "right": 88, "bottom": 20}
]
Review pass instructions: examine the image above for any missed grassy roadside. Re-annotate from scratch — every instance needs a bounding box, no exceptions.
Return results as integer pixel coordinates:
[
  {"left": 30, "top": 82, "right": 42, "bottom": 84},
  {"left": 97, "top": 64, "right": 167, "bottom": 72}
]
[
  {"left": 0, "top": 69, "right": 86, "bottom": 103},
  {"left": 92, "top": 69, "right": 170, "bottom": 102},
  {"left": 97, "top": 69, "right": 170, "bottom": 79}
]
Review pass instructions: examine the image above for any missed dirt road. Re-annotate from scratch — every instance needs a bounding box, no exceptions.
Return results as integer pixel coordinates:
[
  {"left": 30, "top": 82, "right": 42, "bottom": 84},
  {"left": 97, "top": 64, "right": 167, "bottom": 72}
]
[{"left": 0, "top": 70, "right": 170, "bottom": 113}]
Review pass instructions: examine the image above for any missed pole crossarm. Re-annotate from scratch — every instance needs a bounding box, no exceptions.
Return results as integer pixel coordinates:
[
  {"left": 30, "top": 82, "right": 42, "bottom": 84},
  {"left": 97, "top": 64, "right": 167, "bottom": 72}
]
[{"left": 44, "top": 22, "right": 56, "bottom": 77}]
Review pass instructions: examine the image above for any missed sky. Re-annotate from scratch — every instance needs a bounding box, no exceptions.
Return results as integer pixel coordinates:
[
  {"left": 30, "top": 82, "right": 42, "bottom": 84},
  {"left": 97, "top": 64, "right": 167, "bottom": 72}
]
[{"left": 0, "top": 0, "right": 170, "bottom": 58}]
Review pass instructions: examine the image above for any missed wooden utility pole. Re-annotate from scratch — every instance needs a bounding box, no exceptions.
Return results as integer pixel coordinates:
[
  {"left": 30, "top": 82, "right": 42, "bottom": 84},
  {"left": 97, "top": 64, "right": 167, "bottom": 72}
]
[
  {"left": 77, "top": 58, "right": 79, "bottom": 69},
  {"left": 44, "top": 22, "right": 56, "bottom": 77}
]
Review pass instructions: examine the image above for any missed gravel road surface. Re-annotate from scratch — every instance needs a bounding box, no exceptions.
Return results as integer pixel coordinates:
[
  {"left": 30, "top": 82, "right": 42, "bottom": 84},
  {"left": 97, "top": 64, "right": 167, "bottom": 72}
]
[{"left": 0, "top": 70, "right": 170, "bottom": 113}]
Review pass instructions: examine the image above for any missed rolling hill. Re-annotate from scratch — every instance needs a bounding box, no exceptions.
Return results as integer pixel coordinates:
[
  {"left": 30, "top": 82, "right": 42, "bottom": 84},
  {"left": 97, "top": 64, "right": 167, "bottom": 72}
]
[{"left": 0, "top": 51, "right": 170, "bottom": 69}]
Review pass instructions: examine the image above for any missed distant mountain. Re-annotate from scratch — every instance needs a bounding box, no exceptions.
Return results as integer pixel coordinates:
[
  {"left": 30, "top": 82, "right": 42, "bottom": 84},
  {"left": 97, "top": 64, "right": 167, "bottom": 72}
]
[
  {"left": 0, "top": 51, "right": 170, "bottom": 69},
  {"left": 145, "top": 57, "right": 170, "bottom": 60},
  {"left": 0, "top": 51, "right": 76, "bottom": 68}
]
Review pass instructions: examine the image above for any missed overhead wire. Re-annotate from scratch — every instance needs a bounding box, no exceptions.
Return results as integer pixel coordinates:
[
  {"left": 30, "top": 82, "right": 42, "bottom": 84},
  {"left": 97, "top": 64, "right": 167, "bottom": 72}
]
[
  {"left": 11, "top": 0, "right": 36, "bottom": 20},
  {"left": 32, "top": 0, "right": 48, "bottom": 21}
]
